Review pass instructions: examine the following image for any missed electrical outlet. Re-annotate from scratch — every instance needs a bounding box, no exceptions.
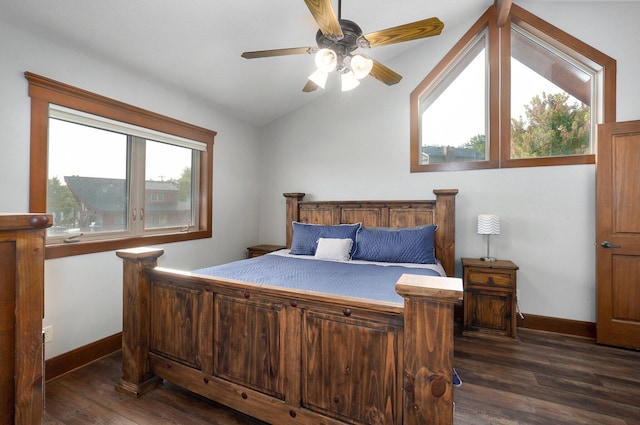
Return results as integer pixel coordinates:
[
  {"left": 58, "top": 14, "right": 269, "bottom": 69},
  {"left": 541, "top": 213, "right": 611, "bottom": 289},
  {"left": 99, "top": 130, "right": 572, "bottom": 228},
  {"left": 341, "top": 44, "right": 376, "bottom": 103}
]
[{"left": 43, "top": 326, "right": 53, "bottom": 343}]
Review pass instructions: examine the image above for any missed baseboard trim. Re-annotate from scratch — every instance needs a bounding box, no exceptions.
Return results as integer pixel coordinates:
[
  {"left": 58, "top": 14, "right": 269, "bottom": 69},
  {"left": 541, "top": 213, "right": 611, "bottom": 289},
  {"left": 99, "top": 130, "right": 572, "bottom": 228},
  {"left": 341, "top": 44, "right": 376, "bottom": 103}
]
[
  {"left": 45, "top": 332, "right": 122, "bottom": 381},
  {"left": 519, "top": 313, "right": 596, "bottom": 339}
]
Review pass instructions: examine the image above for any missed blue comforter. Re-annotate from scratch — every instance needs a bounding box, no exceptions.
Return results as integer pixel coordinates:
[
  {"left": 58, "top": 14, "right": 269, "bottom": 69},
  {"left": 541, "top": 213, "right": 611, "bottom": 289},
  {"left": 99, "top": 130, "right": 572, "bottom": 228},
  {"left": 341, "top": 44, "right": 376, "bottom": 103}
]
[{"left": 193, "top": 254, "right": 441, "bottom": 304}]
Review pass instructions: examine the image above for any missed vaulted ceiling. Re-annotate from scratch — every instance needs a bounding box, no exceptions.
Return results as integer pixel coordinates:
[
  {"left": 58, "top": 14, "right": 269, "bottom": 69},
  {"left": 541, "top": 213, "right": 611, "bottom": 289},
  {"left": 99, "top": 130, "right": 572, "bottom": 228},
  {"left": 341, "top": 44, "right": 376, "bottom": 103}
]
[{"left": 0, "top": 0, "right": 578, "bottom": 126}]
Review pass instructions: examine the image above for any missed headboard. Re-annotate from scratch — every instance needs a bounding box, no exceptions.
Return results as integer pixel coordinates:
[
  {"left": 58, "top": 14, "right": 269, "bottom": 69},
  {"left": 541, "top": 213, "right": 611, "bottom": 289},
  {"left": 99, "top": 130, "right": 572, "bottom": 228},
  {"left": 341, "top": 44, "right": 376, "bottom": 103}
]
[{"left": 283, "top": 189, "right": 458, "bottom": 277}]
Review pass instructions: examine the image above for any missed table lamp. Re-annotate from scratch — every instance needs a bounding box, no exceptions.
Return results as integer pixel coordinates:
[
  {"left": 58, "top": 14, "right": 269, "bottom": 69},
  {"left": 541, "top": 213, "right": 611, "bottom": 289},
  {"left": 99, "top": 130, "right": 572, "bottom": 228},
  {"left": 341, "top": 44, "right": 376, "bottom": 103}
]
[{"left": 477, "top": 214, "right": 500, "bottom": 261}]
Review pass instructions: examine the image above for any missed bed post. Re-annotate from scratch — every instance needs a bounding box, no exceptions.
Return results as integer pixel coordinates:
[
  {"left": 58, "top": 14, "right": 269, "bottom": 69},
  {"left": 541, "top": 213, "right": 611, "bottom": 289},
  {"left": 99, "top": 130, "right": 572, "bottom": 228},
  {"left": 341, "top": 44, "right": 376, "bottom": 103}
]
[
  {"left": 283, "top": 192, "right": 305, "bottom": 248},
  {"left": 433, "top": 189, "right": 458, "bottom": 277},
  {"left": 115, "top": 247, "right": 164, "bottom": 397},
  {"left": 396, "top": 274, "right": 463, "bottom": 425}
]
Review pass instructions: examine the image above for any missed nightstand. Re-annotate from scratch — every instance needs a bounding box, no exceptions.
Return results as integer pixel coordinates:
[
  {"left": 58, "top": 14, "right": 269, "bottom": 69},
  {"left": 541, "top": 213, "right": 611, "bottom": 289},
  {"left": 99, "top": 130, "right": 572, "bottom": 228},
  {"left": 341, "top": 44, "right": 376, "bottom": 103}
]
[
  {"left": 247, "top": 244, "right": 286, "bottom": 258},
  {"left": 462, "top": 257, "right": 519, "bottom": 339}
]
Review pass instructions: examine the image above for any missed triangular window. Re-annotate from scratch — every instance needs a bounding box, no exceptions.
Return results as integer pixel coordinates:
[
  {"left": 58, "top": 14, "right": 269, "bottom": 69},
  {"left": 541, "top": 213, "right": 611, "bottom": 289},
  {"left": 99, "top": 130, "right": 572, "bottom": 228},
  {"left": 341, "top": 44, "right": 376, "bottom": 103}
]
[{"left": 411, "top": 4, "right": 615, "bottom": 172}]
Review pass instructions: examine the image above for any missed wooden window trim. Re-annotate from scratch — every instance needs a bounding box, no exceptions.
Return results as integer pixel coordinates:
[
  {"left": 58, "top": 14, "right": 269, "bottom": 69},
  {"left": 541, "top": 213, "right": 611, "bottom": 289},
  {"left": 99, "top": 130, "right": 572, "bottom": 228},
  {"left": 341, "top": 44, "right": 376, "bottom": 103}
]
[
  {"left": 25, "top": 72, "right": 215, "bottom": 259},
  {"left": 499, "top": 4, "right": 615, "bottom": 169},
  {"left": 410, "top": 4, "right": 616, "bottom": 173},
  {"left": 410, "top": 7, "right": 498, "bottom": 173}
]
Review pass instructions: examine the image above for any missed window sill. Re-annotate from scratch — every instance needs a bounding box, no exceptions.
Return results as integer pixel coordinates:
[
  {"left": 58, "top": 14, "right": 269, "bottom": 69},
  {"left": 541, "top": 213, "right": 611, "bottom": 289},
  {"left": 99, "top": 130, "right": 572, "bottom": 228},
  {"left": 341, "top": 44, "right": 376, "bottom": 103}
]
[
  {"left": 410, "top": 154, "right": 595, "bottom": 173},
  {"left": 45, "top": 230, "right": 211, "bottom": 259}
]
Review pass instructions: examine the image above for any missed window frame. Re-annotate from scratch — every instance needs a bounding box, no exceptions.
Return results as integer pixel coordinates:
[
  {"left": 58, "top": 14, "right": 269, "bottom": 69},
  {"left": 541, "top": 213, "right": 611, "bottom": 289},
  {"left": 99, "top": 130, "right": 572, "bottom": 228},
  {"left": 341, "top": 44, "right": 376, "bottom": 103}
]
[
  {"left": 26, "top": 72, "right": 215, "bottom": 259},
  {"left": 410, "top": 4, "right": 616, "bottom": 173}
]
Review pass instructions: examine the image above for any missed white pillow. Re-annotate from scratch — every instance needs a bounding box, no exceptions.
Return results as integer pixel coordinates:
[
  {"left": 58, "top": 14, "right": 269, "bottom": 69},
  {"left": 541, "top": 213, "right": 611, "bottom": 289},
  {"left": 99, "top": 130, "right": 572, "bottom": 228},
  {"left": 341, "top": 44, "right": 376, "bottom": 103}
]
[{"left": 314, "top": 238, "right": 353, "bottom": 261}]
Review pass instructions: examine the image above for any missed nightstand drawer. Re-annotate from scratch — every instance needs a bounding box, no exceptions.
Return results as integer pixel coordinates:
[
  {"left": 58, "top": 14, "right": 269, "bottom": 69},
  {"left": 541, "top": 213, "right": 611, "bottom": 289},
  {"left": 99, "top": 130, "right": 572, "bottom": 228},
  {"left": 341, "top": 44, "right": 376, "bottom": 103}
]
[{"left": 467, "top": 270, "right": 513, "bottom": 287}]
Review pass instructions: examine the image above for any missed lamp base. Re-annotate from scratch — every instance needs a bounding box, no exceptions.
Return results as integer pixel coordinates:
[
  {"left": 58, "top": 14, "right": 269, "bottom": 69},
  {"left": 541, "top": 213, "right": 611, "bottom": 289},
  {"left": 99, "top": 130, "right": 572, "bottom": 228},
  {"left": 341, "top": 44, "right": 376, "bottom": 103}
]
[{"left": 481, "top": 256, "right": 497, "bottom": 262}]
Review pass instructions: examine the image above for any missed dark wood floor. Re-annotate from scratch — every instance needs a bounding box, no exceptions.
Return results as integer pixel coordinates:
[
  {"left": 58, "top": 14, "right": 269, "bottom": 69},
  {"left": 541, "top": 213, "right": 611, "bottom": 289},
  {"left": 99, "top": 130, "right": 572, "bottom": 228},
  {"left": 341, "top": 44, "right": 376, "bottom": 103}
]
[
  {"left": 44, "top": 329, "right": 640, "bottom": 425},
  {"left": 453, "top": 329, "right": 640, "bottom": 425}
]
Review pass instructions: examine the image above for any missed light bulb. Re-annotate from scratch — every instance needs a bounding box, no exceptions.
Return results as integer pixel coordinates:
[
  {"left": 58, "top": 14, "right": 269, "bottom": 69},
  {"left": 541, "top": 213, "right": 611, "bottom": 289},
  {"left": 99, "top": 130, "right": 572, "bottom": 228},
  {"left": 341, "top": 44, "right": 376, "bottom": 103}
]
[
  {"left": 314, "top": 48, "right": 337, "bottom": 73},
  {"left": 350, "top": 54, "right": 373, "bottom": 79},
  {"left": 341, "top": 70, "right": 360, "bottom": 92},
  {"left": 308, "top": 68, "right": 328, "bottom": 89}
]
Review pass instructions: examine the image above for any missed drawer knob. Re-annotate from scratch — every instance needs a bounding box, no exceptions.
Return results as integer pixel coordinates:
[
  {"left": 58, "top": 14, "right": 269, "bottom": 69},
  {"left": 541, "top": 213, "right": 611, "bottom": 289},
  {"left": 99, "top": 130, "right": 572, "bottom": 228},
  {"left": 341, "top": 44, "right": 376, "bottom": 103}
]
[{"left": 487, "top": 277, "right": 495, "bottom": 285}]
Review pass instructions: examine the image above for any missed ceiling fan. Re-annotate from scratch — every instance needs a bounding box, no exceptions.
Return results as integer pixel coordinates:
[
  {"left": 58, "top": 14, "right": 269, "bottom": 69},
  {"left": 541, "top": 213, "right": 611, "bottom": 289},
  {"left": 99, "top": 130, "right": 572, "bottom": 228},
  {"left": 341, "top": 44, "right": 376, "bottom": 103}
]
[{"left": 241, "top": 0, "right": 444, "bottom": 92}]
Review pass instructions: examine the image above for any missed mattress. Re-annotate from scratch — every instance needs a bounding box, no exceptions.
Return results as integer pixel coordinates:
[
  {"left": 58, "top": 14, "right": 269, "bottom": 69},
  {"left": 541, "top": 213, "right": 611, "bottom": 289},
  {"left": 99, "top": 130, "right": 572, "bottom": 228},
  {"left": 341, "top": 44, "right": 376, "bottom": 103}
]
[{"left": 193, "top": 250, "right": 445, "bottom": 304}]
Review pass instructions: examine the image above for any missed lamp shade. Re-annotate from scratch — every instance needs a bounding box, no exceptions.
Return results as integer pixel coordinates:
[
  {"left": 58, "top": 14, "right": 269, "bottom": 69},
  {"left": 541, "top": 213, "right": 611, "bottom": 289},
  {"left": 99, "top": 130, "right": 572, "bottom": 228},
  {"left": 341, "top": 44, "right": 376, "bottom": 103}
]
[
  {"left": 308, "top": 69, "right": 328, "bottom": 89},
  {"left": 477, "top": 214, "right": 500, "bottom": 235},
  {"left": 315, "top": 48, "right": 337, "bottom": 72},
  {"left": 340, "top": 70, "right": 360, "bottom": 91},
  {"left": 350, "top": 54, "right": 373, "bottom": 80}
]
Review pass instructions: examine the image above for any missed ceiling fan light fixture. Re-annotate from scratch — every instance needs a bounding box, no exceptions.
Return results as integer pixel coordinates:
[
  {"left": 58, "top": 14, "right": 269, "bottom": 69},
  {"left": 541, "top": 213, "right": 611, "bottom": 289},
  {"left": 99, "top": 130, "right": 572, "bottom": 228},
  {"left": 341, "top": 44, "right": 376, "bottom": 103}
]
[
  {"left": 341, "top": 70, "right": 360, "bottom": 92},
  {"left": 350, "top": 54, "right": 373, "bottom": 79},
  {"left": 315, "top": 48, "right": 338, "bottom": 72},
  {"left": 241, "top": 3, "right": 444, "bottom": 93}
]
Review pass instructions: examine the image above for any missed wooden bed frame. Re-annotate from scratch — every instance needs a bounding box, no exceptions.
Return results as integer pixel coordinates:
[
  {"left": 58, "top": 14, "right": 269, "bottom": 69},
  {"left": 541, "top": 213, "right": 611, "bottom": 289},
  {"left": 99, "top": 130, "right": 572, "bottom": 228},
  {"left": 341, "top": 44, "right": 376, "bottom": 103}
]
[{"left": 116, "top": 189, "right": 461, "bottom": 425}]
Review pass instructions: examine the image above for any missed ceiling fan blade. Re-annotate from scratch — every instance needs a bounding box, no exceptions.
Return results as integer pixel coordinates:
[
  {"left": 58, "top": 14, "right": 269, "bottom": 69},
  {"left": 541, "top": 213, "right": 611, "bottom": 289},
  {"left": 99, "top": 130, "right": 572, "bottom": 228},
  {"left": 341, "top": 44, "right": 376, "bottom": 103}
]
[
  {"left": 241, "top": 47, "right": 315, "bottom": 59},
  {"left": 364, "top": 17, "right": 444, "bottom": 48},
  {"left": 368, "top": 58, "right": 402, "bottom": 86},
  {"left": 304, "top": 0, "right": 343, "bottom": 39},
  {"left": 303, "top": 80, "right": 319, "bottom": 92}
]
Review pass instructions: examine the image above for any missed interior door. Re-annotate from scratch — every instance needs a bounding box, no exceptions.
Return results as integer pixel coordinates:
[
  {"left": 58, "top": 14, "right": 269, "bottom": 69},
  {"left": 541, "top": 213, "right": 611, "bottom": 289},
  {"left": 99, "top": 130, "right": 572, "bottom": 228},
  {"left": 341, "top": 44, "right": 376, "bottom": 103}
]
[{"left": 596, "top": 120, "right": 640, "bottom": 349}]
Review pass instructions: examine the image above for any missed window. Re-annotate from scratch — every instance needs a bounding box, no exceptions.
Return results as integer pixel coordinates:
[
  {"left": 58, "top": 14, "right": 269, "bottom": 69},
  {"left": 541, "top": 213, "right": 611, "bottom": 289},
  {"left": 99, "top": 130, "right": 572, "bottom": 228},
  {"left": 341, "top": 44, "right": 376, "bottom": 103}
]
[
  {"left": 510, "top": 25, "right": 594, "bottom": 160},
  {"left": 410, "top": 4, "right": 616, "bottom": 172},
  {"left": 418, "top": 30, "right": 489, "bottom": 167},
  {"left": 27, "top": 72, "right": 215, "bottom": 259}
]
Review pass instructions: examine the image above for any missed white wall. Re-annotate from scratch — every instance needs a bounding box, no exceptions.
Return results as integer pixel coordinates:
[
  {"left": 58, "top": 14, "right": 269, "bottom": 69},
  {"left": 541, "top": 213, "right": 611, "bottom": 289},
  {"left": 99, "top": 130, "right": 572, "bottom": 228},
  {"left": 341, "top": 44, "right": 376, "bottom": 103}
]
[
  {"left": 0, "top": 21, "right": 263, "bottom": 358},
  {"left": 259, "top": 2, "right": 640, "bottom": 323}
]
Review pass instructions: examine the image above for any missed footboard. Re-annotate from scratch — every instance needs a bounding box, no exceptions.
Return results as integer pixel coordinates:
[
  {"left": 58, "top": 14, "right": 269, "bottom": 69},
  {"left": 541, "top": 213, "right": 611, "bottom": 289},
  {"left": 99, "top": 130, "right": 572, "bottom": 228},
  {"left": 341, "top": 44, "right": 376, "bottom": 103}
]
[{"left": 116, "top": 248, "right": 462, "bottom": 425}]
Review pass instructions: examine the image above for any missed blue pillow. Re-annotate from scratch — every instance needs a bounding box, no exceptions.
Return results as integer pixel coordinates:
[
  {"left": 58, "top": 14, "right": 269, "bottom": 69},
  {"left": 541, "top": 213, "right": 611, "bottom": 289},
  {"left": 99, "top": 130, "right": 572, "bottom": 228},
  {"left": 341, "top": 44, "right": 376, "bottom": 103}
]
[
  {"left": 353, "top": 225, "right": 438, "bottom": 264},
  {"left": 290, "top": 222, "right": 361, "bottom": 256}
]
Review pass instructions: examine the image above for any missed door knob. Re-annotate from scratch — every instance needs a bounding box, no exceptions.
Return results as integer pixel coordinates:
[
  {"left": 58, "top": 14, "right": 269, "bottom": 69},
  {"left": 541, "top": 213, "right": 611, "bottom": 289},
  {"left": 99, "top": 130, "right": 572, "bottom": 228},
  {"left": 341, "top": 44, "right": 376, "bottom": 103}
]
[{"left": 601, "top": 241, "right": 621, "bottom": 248}]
